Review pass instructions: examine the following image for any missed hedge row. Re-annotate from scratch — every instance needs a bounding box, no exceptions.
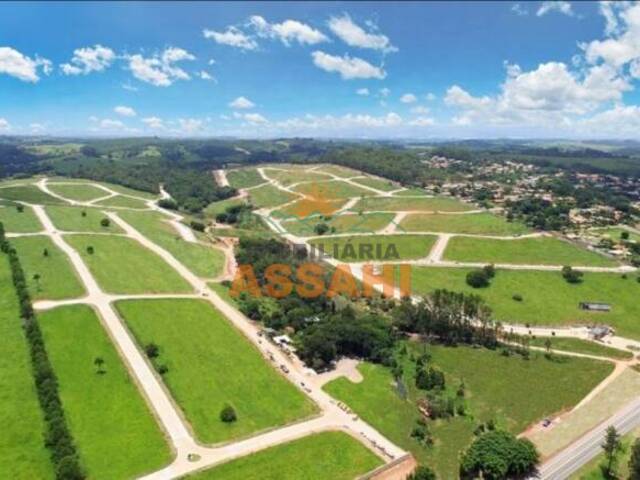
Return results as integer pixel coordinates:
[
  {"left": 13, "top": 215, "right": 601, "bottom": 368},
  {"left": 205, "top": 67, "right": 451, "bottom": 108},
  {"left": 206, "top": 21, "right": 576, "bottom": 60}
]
[{"left": 0, "top": 222, "right": 85, "bottom": 479}]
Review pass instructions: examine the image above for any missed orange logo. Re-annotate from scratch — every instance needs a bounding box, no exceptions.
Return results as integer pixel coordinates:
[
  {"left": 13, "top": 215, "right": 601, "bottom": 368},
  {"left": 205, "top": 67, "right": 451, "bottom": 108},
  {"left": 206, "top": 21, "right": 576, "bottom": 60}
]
[{"left": 289, "top": 182, "right": 340, "bottom": 219}]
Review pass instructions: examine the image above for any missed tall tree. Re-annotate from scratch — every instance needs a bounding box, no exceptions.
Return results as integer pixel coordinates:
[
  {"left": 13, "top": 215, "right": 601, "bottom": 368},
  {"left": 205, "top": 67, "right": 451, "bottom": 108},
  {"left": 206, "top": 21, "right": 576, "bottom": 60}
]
[
  {"left": 602, "top": 426, "right": 622, "bottom": 478},
  {"left": 628, "top": 438, "right": 640, "bottom": 480}
]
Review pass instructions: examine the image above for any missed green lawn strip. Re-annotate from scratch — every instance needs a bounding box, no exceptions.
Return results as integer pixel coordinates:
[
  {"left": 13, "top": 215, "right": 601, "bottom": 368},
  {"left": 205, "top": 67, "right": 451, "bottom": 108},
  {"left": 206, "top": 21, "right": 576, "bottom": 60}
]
[
  {"left": 315, "top": 165, "right": 363, "bottom": 178},
  {"left": 46, "top": 183, "right": 108, "bottom": 202},
  {"left": 265, "top": 168, "right": 332, "bottom": 186},
  {"left": 351, "top": 176, "right": 399, "bottom": 192},
  {"left": 270, "top": 198, "right": 348, "bottom": 220},
  {"left": 45, "top": 205, "right": 123, "bottom": 233},
  {"left": 188, "top": 431, "right": 382, "bottom": 480},
  {"left": 0, "top": 204, "right": 42, "bottom": 232},
  {"left": 527, "top": 337, "right": 632, "bottom": 360},
  {"left": 12, "top": 236, "right": 85, "bottom": 300},
  {"left": 116, "top": 299, "right": 316, "bottom": 444},
  {"left": 283, "top": 213, "right": 395, "bottom": 236},
  {"left": 400, "top": 212, "right": 530, "bottom": 236},
  {"left": 118, "top": 210, "right": 225, "bottom": 278},
  {"left": 394, "top": 188, "right": 429, "bottom": 197},
  {"left": 570, "top": 426, "right": 640, "bottom": 479},
  {"left": 410, "top": 267, "right": 640, "bottom": 340},
  {"left": 354, "top": 196, "right": 474, "bottom": 213},
  {"left": 0, "top": 254, "right": 54, "bottom": 479},
  {"left": 292, "top": 180, "right": 375, "bottom": 200},
  {"left": 38, "top": 305, "right": 172, "bottom": 480},
  {"left": 204, "top": 197, "right": 248, "bottom": 217},
  {"left": 0, "top": 185, "right": 65, "bottom": 205},
  {"left": 94, "top": 195, "right": 150, "bottom": 209},
  {"left": 226, "top": 169, "right": 267, "bottom": 189},
  {"left": 65, "top": 234, "right": 192, "bottom": 294},
  {"left": 248, "top": 184, "right": 298, "bottom": 209},
  {"left": 591, "top": 226, "right": 640, "bottom": 243},
  {"left": 309, "top": 234, "right": 437, "bottom": 262},
  {"left": 325, "top": 345, "right": 612, "bottom": 479},
  {"left": 444, "top": 236, "right": 617, "bottom": 267}
]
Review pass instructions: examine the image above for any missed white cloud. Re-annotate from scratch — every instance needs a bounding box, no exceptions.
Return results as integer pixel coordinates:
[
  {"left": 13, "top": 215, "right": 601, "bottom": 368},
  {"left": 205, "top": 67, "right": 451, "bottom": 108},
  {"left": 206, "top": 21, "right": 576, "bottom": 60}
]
[
  {"left": 0, "top": 47, "right": 51, "bottom": 82},
  {"left": 400, "top": 93, "right": 417, "bottom": 104},
  {"left": 178, "top": 118, "right": 204, "bottom": 133},
  {"left": 537, "top": 1, "right": 574, "bottom": 17},
  {"left": 142, "top": 116, "right": 164, "bottom": 129},
  {"left": 579, "top": 104, "right": 640, "bottom": 136},
  {"left": 122, "top": 82, "right": 139, "bottom": 92},
  {"left": 243, "top": 113, "right": 268, "bottom": 124},
  {"left": 327, "top": 14, "right": 397, "bottom": 53},
  {"left": 379, "top": 87, "right": 390, "bottom": 97},
  {"left": 198, "top": 70, "right": 215, "bottom": 81},
  {"left": 203, "top": 27, "right": 258, "bottom": 50},
  {"left": 511, "top": 3, "right": 529, "bottom": 16},
  {"left": 229, "top": 96, "right": 255, "bottom": 109},
  {"left": 408, "top": 116, "right": 435, "bottom": 126},
  {"left": 29, "top": 122, "right": 44, "bottom": 132},
  {"left": 99, "top": 119, "right": 125, "bottom": 129},
  {"left": 425, "top": 92, "right": 436, "bottom": 101},
  {"left": 60, "top": 44, "right": 115, "bottom": 75},
  {"left": 127, "top": 47, "right": 195, "bottom": 87},
  {"left": 583, "top": 3, "right": 640, "bottom": 68},
  {"left": 114, "top": 105, "right": 136, "bottom": 117},
  {"left": 356, "top": 88, "right": 370, "bottom": 96},
  {"left": 249, "top": 16, "right": 328, "bottom": 46},
  {"left": 411, "top": 106, "right": 430, "bottom": 114},
  {"left": 0, "top": 118, "right": 10, "bottom": 130},
  {"left": 311, "top": 51, "right": 385, "bottom": 79}
]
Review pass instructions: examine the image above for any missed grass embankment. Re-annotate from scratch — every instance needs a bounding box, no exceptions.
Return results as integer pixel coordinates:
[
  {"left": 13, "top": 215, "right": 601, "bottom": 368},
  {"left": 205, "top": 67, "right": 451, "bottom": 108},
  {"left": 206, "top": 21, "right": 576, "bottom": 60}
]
[
  {"left": 400, "top": 212, "right": 530, "bottom": 236},
  {"left": 355, "top": 196, "right": 474, "bottom": 213},
  {"left": 226, "top": 168, "right": 265, "bottom": 189},
  {"left": 248, "top": 184, "right": 298, "bottom": 209},
  {"left": 0, "top": 185, "right": 64, "bottom": 205},
  {"left": 94, "top": 195, "right": 149, "bottom": 209},
  {"left": 46, "top": 183, "right": 108, "bottom": 202},
  {"left": 0, "top": 204, "right": 42, "bottom": 233},
  {"left": 46, "top": 205, "right": 123, "bottom": 233},
  {"left": 352, "top": 176, "right": 398, "bottom": 192},
  {"left": 527, "top": 337, "right": 632, "bottom": 360},
  {"left": 309, "top": 234, "right": 437, "bottom": 261},
  {"left": 293, "top": 180, "right": 375, "bottom": 200},
  {"left": 283, "top": 213, "right": 395, "bottom": 237}
]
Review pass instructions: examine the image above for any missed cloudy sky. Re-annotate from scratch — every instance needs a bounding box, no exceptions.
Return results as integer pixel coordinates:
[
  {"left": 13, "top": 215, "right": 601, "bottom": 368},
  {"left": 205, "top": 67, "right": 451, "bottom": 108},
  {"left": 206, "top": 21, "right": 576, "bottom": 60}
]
[{"left": 1, "top": 1, "right": 640, "bottom": 139}]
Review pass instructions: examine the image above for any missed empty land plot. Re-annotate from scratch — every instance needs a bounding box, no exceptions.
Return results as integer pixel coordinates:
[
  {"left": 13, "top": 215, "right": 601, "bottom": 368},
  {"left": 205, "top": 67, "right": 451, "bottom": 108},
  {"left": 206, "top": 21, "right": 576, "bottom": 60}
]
[
  {"left": 283, "top": 213, "right": 395, "bottom": 236},
  {"left": 65, "top": 235, "right": 192, "bottom": 294},
  {"left": 226, "top": 168, "right": 265, "bottom": 189},
  {"left": 354, "top": 196, "right": 474, "bottom": 213},
  {"left": 309, "top": 234, "right": 437, "bottom": 262},
  {"left": 94, "top": 195, "right": 149, "bottom": 209},
  {"left": 527, "top": 337, "right": 632, "bottom": 360},
  {"left": 116, "top": 299, "right": 316, "bottom": 444},
  {"left": 325, "top": 345, "right": 612, "bottom": 479},
  {"left": 393, "top": 188, "right": 429, "bottom": 197},
  {"left": 316, "top": 164, "right": 363, "bottom": 178},
  {"left": 38, "top": 305, "right": 171, "bottom": 480},
  {"left": 400, "top": 212, "right": 530, "bottom": 235},
  {"left": 0, "top": 204, "right": 42, "bottom": 233},
  {"left": 189, "top": 431, "right": 382, "bottom": 480},
  {"left": 46, "top": 183, "right": 108, "bottom": 202},
  {"left": 12, "top": 235, "right": 85, "bottom": 300},
  {"left": 351, "top": 176, "right": 398, "bottom": 192},
  {"left": 410, "top": 267, "right": 640, "bottom": 339},
  {"left": 0, "top": 255, "right": 53, "bottom": 479},
  {"left": 204, "top": 197, "right": 248, "bottom": 217},
  {"left": 264, "top": 168, "right": 331, "bottom": 186},
  {"left": 270, "top": 198, "right": 348, "bottom": 219},
  {"left": 444, "top": 236, "right": 617, "bottom": 267},
  {"left": 0, "top": 185, "right": 64, "bottom": 205},
  {"left": 45, "top": 205, "right": 123, "bottom": 233},
  {"left": 592, "top": 226, "right": 640, "bottom": 243},
  {"left": 248, "top": 184, "right": 298, "bottom": 209},
  {"left": 293, "top": 180, "right": 375, "bottom": 201},
  {"left": 89, "top": 181, "right": 157, "bottom": 200},
  {"left": 118, "top": 210, "right": 225, "bottom": 278}
]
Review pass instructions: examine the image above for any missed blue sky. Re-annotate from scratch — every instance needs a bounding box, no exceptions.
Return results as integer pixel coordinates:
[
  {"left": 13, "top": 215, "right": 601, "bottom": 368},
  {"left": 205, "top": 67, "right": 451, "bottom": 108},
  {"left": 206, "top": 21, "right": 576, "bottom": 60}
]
[{"left": 1, "top": 1, "right": 640, "bottom": 139}]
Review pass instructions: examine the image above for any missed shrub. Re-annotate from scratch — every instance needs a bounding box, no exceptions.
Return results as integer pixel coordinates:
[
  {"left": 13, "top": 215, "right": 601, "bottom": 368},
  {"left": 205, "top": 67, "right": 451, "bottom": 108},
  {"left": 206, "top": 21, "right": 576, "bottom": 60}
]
[
  {"left": 512, "top": 294, "right": 523, "bottom": 302},
  {"left": 466, "top": 270, "right": 490, "bottom": 288},
  {"left": 158, "top": 198, "right": 178, "bottom": 210},
  {"left": 314, "top": 222, "right": 329, "bottom": 235},
  {"left": 483, "top": 264, "right": 496, "bottom": 278},
  {"left": 561, "top": 265, "right": 583, "bottom": 284},
  {"left": 220, "top": 404, "right": 237, "bottom": 423},
  {"left": 100, "top": 218, "right": 110, "bottom": 228},
  {"left": 190, "top": 220, "right": 206, "bottom": 232},
  {"left": 144, "top": 342, "right": 159, "bottom": 359},
  {"left": 86, "top": 246, "right": 94, "bottom": 255}
]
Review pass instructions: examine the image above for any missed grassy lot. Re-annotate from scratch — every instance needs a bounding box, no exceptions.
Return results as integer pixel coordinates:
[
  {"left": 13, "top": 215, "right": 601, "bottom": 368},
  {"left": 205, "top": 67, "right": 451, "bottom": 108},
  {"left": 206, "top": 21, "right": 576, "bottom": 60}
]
[
  {"left": 316, "top": 164, "right": 363, "bottom": 178},
  {"left": 293, "top": 180, "right": 375, "bottom": 200},
  {"left": 591, "top": 226, "right": 640, "bottom": 243},
  {"left": 46, "top": 183, "right": 108, "bottom": 202},
  {"left": 0, "top": 204, "right": 42, "bottom": 232},
  {"left": 400, "top": 212, "right": 530, "bottom": 236},
  {"left": 394, "top": 188, "right": 429, "bottom": 197},
  {"left": 410, "top": 267, "right": 640, "bottom": 339},
  {"left": 325, "top": 344, "right": 612, "bottom": 478},
  {"left": 309, "top": 234, "right": 437, "bottom": 262},
  {"left": 94, "top": 195, "right": 150, "bottom": 209},
  {"left": 283, "top": 213, "right": 395, "bottom": 236},
  {"left": 351, "top": 176, "right": 398, "bottom": 192},
  {"left": 226, "top": 168, "right": 265, "bottom": 189},
  {"left": 204, "top": 197, "right": 248, "bottom": 217},
  {"left": 571, "top": 427, "right": 640, "bottom": 479},
  {"left": 39, "top": 305, "right": 171, "bottom": 479},
  {"left": 444, "top": 236, "right": 618, "bottom": 267},
  {"left": 527, "top": 337, "right": 632, "bottom": 360},
  {"left": 189, "top": 432, "right": 382, "bottom": 480},
  {"left": 0, "top": 185, "right": 64, "bottom": 205},
  {"left": 118, "top": 210, "right": 225, "bottom": 278},
  {"left": 248, "top": 184, "right": 298, "bottom": 209},
  {"left": 0, "top": 255, "right": 54, "bottom": 479},
  {"left": 12, "top": 236, "right": 85, "bottom": 300},
  {"left": 264, "top": 168, "right": 332, "bottom": 186},
  {"left": 354, "top": 196, "right": 474, "bottom": 213},
  {"left": 116, "top": 299, "right": 316, "bottom": 444},
  {"left": 271, "top": 198, "right": 349, "bottom": 219},
  {"left": 65, "top": 234, "right": 192, "bottom": 294},
  {"left": 46, "top": 205, "right": 123, "bottom": 233}
]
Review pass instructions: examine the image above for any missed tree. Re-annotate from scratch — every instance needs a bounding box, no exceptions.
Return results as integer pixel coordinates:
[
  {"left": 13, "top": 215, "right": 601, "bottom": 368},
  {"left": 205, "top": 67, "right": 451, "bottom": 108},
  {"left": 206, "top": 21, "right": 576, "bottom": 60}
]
[
  {"left": 466, "top": 270, "right": 490, "bottom": 288},
  {"left": 81, "top": 210, "right": 87, "bottom": 218},
  {"left": 483, "top": 264, "right": 496, "bottom": 279},
  {"left": 33, "top": 273, "right": 41, "bottom": 292},
  {"left": 94, "top": 356, "right": 105, "bottom": 374},
  {"left": 100, "top": 218, "right": 110, "bottom": 228},
  {"left": 16, "top": 204, "right": 24, "bottom": 213},
  {"left": 145, "top": 343, "right": 160, "bottom": 359},
  {"left": 220, "top": 404, "right": 237, "bottom": 423},
  {"left": 86, "top": 246, "right": 94, "bottom": 255},
  {"left": 190, "top": 220, "right": 206, "bottom": 232},
  {"left": 621, "top": 231, "right": 630, "bottom": 241},
  {"left": 314, "top": 222, "right": 329, "bottom": 235},
  {"left": 544, "top": 338, "right": 552, "bottom": 354},
  {"left": 43, "top": 248, "right": 49, "bottom": 257},
  {"left": 407, "top": 465, "right": 436, "bottom": 480},
  {"left": 602, "top": 426, "right": 622, "bottom": 478},
  {"left": 628, "top": 438, "right": 640, "bottom": 479},
  {"left": 561, "top": 266, "right": 583, "bottom": 284}
]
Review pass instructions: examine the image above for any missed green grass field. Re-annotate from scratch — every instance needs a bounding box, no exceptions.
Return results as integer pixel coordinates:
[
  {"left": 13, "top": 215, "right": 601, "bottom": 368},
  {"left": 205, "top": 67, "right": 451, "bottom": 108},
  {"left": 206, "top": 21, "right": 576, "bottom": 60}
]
[
  {"left": 293, "top": 180, "right": 375, "bottom": 200},
  {"left": 351, "top": 176, "right": 398, "bottom": 192},
  {"left": 410, "top": 266, "right": 640, "bottom": 339},
  {"left": 316, "top": 164, "right": 362, "bottom": 178},
  {"left": 0, "top": 255, "right": 54, "bottom": 479},
  {"left": 248, "top": 184, "right": 298, "bottom": 209},
  {"left": 46, "top": 183, "right": 108, "bottom": 202},
  {"left": 354, "top": 196, "right": 474, "bottom": 213},
  {"left": 394, "top": 188, "right": 429, "bottom": 197},
  {"left": 270, "top": 198, "right": 349, "bottom": 220},
  {"left": 325, "top": 344, "right": 612, "bottom": 478},
  {"left": 12, "top": 236, "right": 85, "bottom": 300},
  {"left": 264, "top": 168, "right": 332, "bottom": 186},
  {"left": 0, "top": 185, "right": 64, "bottom": 205},
  {"left": 116, "top": 299, "right": 316, "bottom": 444},
  {"left": 204, "top": 197, "right": 248, "bottom": 217},
  {"left": 591, "top": 226, "right": 640, "bottom": 243},
  {"left": 527, "top": 337, "right": 632, "bottom": 360},
  {"left": 400, "top": 212, "right": 530, "bottom": 236},
  {"left": 309, "top": 234, "right": 437, "bottom": 262},
  {"left": 94, "top": 195, "right": 150, "bottom": 209},
  {"left": 283, "top": 213, "right": 395, "bottom": 237},
  {"left": 0, "top": 204, "right": 42, "bottom": 233},
  {"left": 65, "top": 234, "right": 192, "bottom": 294},
  {"left": 118, "top": 211, "right": 225, "bottom": 278},
  {"left": 46, "top": 205, "right": 123, "bottom": 233},
  {"left": 444, "top": 236, "right": 618, "bottom": 267},
  {"left": 38, "top": 305, "right": 171, "bottom": 479},
  {"left": 190, "top": 432, "right": 382, "bottom": 480},
  {"left": 226, "top": 168, "right": 266, "bottom": 189}
]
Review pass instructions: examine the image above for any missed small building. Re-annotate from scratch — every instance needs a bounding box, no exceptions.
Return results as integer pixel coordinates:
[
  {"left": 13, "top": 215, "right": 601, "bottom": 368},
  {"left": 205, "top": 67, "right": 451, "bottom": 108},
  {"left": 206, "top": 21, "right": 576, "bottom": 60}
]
[
  {"left": 579, "top": 302, "right": 612, "bottom": 312},
  {"left": 589, "top": 325, "right": 613, "bottom": 340}
]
